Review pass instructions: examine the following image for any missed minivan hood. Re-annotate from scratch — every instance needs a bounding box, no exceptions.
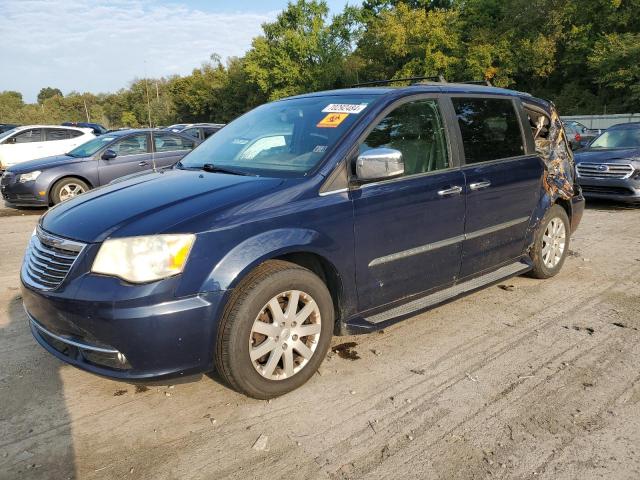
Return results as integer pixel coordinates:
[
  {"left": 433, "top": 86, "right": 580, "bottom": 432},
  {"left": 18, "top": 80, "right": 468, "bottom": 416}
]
[
  {"left": 41, "top": 169, "right": 284, "bottom": 243},
  {"left": 8, "top": 154, "right": 88, "bottom": 173},
  {"left": 574, "top": 147, "right": 640, "bottom": 164}
]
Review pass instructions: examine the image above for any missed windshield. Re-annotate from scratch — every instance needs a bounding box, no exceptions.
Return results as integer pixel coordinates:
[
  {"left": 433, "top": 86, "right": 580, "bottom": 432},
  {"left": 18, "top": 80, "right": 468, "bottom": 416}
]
[
  {"left": 178, "top": 94, "right": 379, "bottom": 176},
  {"left": 0, "top": 127, "right": 18, "bottom": 142},
  {"left": 590, "top": 128, "right": 640, "bottom": 149},
  {"left": 67, "top": 135, "right": 117, "bottom": 157}
]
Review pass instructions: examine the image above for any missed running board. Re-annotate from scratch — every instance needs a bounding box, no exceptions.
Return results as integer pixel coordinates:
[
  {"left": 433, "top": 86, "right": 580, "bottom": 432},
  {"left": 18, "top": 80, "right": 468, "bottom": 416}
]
[{"left": 363, "top": 261, "right": 530, "bottom": 325}]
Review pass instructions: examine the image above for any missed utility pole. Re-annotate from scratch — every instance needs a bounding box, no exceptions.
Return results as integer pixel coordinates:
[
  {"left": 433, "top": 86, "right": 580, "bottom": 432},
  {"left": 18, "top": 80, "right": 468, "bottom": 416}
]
[{"left": 83, "top": 99, "right": 90, "bottom": 122}]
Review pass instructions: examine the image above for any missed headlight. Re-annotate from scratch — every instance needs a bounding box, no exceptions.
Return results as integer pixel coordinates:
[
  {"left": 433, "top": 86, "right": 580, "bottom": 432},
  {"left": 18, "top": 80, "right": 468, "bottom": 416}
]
[
  {"left": 92, "top": 234, "right": 195, "bottom": 283},
  {"left": 18, "top": 170, "right": 42, "bottom": 183}
]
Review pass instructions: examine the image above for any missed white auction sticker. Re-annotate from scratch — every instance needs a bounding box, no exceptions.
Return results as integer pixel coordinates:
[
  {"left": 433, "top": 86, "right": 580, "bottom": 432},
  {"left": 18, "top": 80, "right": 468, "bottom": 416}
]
[{"left": 322, "top": 103, "right": 368, "bottom": 114}]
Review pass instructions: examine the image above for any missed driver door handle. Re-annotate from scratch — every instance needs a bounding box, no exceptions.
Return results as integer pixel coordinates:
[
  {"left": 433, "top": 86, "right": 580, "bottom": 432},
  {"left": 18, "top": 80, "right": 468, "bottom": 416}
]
[
  {"left": 437, "top": 185, "right": 463, "bottom": 197},
  {"left": 469, "top": 181, "right": 491, "bottom": 191},
  {"left": 138, "top": 161, "right": 148, "bottom": 166}
]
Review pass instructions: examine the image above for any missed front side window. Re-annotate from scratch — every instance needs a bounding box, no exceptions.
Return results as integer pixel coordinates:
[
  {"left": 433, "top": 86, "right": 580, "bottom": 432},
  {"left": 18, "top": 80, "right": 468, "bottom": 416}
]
[
  {"left": 153, "top": 133, "right": 194, "bottom": 152},
  {"left": 452, "top": 97, "right": 524, "bottom": 164},
  {"left": 111, "top": 134, "right": 148, "bottom": 156},
  {"left": 13, "top": 129, "right": 42, "bottom": 143},
  {"left": 179, "top": 94, "right": 379, "bottom": 177},
  {"left": 360, "top": 99, "right": 449, "bottom": 175}
]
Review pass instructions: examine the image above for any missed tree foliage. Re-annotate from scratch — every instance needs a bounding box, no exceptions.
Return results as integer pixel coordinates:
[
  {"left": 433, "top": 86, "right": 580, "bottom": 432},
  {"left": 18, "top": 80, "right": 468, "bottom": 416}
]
[{"left": 1, "top": 0, "right": 638, "bottom": 128}]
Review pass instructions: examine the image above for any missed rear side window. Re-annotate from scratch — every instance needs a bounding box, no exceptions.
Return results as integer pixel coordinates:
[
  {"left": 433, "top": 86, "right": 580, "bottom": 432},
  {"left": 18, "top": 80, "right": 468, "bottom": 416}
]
[
  {"left": 13, "top": 129, "right": 42, "bottom": 143},
  {"left": 153, "top": 134, "right": 194, "bottom": 152},
  {"left": 452, "top": 97, "right": 524, "bottom": 164},
  {"left": 45, "top": 128, "right": 71, "bottom": 141},
  {"left": 360, "top": 99, "right": 449, "bottom": 176},
  {"left": 182, "top": 128, "right": 200, "bottom": 139}
]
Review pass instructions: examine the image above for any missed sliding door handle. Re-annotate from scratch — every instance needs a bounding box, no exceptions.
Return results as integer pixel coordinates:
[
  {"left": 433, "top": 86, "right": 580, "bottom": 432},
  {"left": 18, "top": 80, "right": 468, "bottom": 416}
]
[
  {"left": 437, "top": 185, "right": 463, "bottom": 197},
  {"left": 469, "top": 181, "right": 491, "bottom": 191}
]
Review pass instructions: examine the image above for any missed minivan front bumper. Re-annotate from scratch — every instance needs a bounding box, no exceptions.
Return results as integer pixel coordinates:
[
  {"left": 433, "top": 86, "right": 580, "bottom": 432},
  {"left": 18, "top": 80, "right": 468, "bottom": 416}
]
[{"left": 21, "top": 279, "right": 227, "bottom": 380}]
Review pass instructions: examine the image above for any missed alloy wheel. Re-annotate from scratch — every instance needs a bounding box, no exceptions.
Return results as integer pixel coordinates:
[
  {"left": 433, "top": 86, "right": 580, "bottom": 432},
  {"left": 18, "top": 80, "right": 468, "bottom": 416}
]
[
  {"left": 58, "top": 183, "right": 85, "bottom": 202},
  {"left": 542, "top": 217, "right": 566, "bottom": 268},
  {"left": 249, "top": 290, "right": 322, "bottom": 380}
]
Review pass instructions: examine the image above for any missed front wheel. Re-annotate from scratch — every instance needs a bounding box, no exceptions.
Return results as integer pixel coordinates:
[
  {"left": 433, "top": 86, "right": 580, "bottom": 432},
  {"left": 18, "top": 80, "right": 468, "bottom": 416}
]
[
  {"left": 215, "top": 260, "right": 334, "bottom": 399},
  {"left": 528, "top": 204, "right": 570, "bottom": 279},
  {"left": 51, "top": 177, "right": 90, "bottom": 205}
]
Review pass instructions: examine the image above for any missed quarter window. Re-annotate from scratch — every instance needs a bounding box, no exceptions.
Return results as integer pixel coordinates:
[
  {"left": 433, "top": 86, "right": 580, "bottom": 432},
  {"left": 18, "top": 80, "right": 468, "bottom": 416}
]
[
  {"left": 68, "top": 129, "right": 85, "bottom": 138},
  {"left": 111, "top": 134, "right": 148, "bottom": 156},
  {"left": 360, "top": 99, "right": 449, "bottom": 176},
  {"left": 203, "top": 127, "right": 220, "bottom": 139},
  {"left": 452, "top": 97, "right": 524, "bottom": 164},
  {"left": 13, "top": 129, "right": 42, "bottom": 143}
]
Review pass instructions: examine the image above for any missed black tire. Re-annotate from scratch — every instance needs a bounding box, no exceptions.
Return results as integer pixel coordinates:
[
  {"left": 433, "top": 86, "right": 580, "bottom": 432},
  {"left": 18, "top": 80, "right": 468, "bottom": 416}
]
[
  {"left": 215, "top": 260, "right": 334, "bottom": 399},
  {"left": 528, "top": 204, "right": 570, "bottom": 279},
  {"left": 51, "top": 177, "right": 90, "bottom": 205}
]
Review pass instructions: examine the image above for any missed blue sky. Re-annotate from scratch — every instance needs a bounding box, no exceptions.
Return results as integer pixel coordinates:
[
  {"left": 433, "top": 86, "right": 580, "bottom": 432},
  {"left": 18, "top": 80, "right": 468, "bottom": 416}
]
[{"left": 0, "top": 0, "right": 353, "bottom": 103}]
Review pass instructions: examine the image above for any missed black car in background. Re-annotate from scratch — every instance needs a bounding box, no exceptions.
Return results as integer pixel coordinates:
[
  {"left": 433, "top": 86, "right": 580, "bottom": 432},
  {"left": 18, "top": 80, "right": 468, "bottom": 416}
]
[
  {"left": 168, "top": 123, "right": 225, "bottom": 141},
  {"left": 575, "top": 122, "right": 640, "bottom": 203},
  {"left": 0, "top": 124, "right": 19, "bottom": 133},
  {"left": 62, "top": 122, "right": 109, "bottom": 135},
  {"left": 1, "top": 129, "right": 200, "bottom": 207}
]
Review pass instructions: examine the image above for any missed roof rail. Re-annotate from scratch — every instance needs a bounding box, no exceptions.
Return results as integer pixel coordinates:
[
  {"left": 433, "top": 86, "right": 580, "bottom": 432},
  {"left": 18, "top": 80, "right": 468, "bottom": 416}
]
[
  {"left": 458, "top": 79, "right": 493, "bottom": 86},
  {"left": 351, "top": 76, "right": 495, "bottom": 88},
  {"left": 350, "top": 76, "right": 443, "bottom": 87}
]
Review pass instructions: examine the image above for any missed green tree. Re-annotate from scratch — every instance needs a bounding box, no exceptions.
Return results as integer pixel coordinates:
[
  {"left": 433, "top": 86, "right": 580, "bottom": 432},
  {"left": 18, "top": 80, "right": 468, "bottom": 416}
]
[
  {"left": 37, "top": 87, "right": 63, "bottom": 104},
  {"left": 588, "top": 33, "right": 640, "bottom": 111},
  {"left": 243, "top": 0, "right": 359, "bottom": 100}
]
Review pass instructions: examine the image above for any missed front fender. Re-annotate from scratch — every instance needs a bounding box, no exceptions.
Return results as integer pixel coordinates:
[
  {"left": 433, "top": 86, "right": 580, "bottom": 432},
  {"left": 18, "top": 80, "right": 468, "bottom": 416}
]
[{"left": 201, "top": 228, "right": 337, "bottom": 292}]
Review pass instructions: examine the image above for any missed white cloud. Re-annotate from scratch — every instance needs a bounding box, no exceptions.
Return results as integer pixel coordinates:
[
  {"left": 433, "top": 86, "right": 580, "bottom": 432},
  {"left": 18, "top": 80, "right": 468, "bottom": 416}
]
[{"left": 0, "top": 0, "right": 276, "bottom": 102}]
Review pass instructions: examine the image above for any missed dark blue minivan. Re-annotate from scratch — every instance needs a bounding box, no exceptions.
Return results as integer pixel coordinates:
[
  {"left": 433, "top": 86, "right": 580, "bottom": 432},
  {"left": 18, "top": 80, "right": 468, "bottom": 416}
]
[{"left": 21, "top": 83, "right": 584, "bottom": 398}]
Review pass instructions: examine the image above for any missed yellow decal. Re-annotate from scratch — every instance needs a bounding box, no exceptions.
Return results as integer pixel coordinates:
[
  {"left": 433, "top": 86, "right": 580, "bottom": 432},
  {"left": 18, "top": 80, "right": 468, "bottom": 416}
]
[{"left": 317, "top": 113, "right": 348, "bottom": 128}]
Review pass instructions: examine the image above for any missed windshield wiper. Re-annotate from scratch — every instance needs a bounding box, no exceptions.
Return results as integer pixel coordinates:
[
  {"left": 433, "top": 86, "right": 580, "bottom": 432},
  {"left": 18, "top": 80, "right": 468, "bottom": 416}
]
[{"left": 201, "top": 163, "right": 250, "bottom": 176}]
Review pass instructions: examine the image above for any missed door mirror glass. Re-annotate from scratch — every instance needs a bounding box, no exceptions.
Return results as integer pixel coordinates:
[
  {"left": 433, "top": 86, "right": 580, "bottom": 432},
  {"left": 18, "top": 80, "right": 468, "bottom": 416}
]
[
  {"left": 356, "top": 148, "right": 404, "bottom": 181},
  {"left": 101, "top": 149, "right": 117, "bottom": 160}
]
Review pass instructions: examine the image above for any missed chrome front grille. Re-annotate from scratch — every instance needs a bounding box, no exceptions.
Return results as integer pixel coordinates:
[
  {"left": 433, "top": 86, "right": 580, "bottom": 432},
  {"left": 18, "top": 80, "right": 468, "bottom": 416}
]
[
  {"left": 577, "top": 162, "right": 634, "bottom": 179},
  {"left": 23, "top": 227, "right": 85, "bottom": 290}
]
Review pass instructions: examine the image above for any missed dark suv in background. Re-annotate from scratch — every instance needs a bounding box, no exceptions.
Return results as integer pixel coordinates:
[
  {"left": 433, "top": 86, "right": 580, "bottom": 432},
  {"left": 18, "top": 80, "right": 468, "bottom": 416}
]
[{"left": 21, "top": 83, "right": 584, "bottom": 398}]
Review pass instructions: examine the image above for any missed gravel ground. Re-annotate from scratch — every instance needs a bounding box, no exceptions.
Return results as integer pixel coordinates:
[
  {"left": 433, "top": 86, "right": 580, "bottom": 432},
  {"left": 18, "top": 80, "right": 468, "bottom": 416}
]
[{"left": 0, "top": 201, "right": 639, "bottom": 480}]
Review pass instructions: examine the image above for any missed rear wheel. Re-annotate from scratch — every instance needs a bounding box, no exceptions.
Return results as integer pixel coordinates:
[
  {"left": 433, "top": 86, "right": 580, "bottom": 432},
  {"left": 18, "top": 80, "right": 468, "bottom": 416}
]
[
  {"left": 51, "top": 178, "right": 90, "bottom": 204},
  {"left": 528, "top": 204, "right": 570, "bottom": 279},
  {"left": 215, "top": 260, "right": 333, "bottom": 399}
]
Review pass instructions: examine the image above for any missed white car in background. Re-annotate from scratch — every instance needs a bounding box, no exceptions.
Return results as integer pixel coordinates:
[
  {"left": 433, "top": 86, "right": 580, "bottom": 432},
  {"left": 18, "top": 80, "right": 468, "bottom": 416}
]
[{"left": 0, "top": 125, "right": 95, "bottom": 169}]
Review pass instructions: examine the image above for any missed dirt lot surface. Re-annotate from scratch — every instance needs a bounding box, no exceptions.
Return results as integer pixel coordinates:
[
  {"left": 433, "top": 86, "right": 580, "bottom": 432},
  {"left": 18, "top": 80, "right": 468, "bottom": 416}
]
[{"left": 1, "top": 202, "right": 639, "bottom": 480}]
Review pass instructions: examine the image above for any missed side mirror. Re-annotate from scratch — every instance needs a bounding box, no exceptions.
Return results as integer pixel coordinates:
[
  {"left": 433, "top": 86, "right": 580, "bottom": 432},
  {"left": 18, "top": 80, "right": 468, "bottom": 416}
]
[
  {"left": 5, "top": 137, "right": 16, "bottom": 145},
  {"left": 355, "top": 148, "right": 404, "bottom": 182},
  {"left": 101, "top": 149, "right": 117, "bottom": 160}
]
